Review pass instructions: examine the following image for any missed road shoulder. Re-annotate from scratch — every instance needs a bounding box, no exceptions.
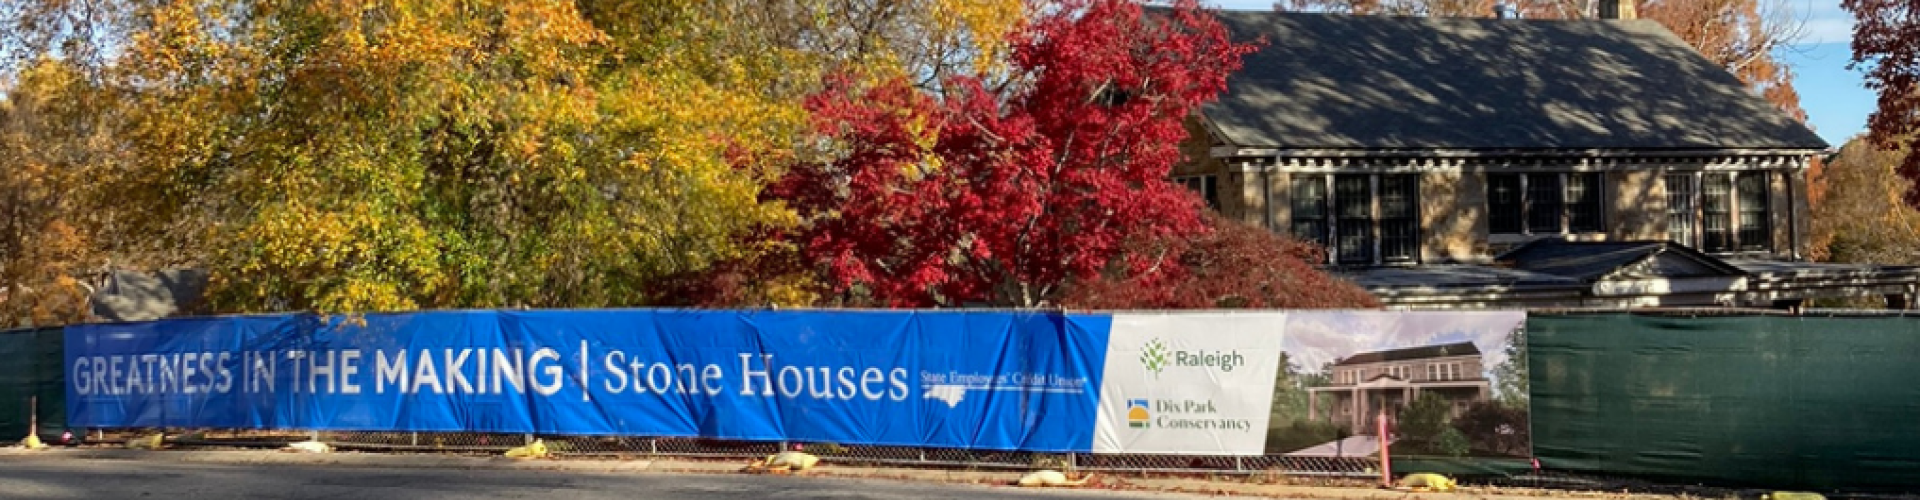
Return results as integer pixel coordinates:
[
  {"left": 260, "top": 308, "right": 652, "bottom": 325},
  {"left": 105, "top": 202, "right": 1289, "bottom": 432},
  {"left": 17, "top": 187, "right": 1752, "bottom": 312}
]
[{"left": 0, "top": 447, "right": 1682, "bottom": 500}]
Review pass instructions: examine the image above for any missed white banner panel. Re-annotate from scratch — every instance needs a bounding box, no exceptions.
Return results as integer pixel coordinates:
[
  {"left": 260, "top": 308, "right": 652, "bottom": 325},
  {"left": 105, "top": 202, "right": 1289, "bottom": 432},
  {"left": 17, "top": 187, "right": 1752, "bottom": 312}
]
[{"left": 1093, "top": 313, "right": 1287, "bottom": 455}]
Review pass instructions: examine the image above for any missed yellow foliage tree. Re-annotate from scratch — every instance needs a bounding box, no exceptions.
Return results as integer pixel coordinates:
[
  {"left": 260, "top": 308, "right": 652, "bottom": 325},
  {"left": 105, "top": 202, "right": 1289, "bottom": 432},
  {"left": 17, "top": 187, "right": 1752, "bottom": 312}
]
[
  {"left": 3, "top": 0, "right": 1025, "bottom": 315},
  {"left": 1808, "top": 135, "right": 1920, "bottom": 266},
  {"left": 0, "top": 60, "right": 110, "bottom": 327}
]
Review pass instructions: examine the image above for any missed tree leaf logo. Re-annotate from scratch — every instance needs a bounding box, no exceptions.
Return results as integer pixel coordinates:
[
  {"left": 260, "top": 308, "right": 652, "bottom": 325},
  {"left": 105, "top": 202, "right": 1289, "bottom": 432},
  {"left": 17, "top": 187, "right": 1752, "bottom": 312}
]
[{"left": 1140, "top": 339, "right": 1169, "bottom": 377}]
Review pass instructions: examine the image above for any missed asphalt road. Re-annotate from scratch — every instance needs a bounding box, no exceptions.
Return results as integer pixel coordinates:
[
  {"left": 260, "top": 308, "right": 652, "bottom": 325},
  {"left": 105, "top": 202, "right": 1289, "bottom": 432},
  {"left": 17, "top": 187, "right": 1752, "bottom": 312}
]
[{"left": 0, "top": 459, "right": 1204, "bottom": 500}]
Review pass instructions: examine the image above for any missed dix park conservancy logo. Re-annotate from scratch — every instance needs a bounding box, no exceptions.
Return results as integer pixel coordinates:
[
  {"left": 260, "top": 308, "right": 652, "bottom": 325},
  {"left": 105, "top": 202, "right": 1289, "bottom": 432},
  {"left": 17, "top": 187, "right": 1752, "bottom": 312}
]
[{"left": 1139, "top": 339, "right": 1170, "bottom": 377}]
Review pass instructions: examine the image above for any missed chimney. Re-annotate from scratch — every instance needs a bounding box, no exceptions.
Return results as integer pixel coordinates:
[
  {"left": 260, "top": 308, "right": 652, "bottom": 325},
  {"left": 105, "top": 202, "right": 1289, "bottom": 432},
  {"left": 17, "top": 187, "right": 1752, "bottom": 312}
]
[
  {"left": 1493, "top": 2, "right": 1520, "bottom": 18},
  {"left": 1596, "top": 0, "right": 1636, "bottom": 19}
]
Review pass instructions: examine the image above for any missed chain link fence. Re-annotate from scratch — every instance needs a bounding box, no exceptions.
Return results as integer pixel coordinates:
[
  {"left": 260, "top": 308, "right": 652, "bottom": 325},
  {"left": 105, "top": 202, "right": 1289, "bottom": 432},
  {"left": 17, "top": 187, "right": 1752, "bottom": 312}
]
[
  {"left": 69, "top": 430, "right": 1920, "bottom": 498},
  {"left": 70, "top": 428, "right": 1383, "bottom": 478}
]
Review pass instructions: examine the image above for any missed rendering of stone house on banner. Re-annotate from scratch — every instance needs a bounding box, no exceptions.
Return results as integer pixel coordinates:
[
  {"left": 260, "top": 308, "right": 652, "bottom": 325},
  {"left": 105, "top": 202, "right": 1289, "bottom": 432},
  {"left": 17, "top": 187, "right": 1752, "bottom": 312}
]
[
  {"left": 1169, "top": 6, "right": 1920, "bottom": 309},
  {"left": 1306, "top": 342, "right": 1489, "bottom": 434}
]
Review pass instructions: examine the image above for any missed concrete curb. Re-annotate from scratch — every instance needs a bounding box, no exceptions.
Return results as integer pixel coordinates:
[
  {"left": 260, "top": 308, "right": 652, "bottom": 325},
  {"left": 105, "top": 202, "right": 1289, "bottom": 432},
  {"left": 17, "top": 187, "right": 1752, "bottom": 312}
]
[{"left": 0, "top": 448, "right": 1679, "bottom": 500}]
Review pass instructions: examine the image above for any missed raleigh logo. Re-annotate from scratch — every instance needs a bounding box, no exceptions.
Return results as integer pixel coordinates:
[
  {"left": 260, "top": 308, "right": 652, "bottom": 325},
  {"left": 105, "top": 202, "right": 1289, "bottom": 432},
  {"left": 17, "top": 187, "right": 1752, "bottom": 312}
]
[
  {"left": 1139, "top": 339, "right": 1169, "bottom": 378},
  {"left": 1139, "top": 338, "right": 1245, "bottom": 378}
]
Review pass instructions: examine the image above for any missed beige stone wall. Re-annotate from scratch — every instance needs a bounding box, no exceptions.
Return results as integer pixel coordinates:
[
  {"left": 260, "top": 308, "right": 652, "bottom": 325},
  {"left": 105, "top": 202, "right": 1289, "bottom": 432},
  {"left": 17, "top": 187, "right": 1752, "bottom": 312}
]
[
  {"left": 1221, "top": 171, "right": 1261, "bottom": 227},
  {"left": 1171, "top": 116, "right": 1249, "bottom": 224},
  {"left": 1265, "top": 171, "right": 1288, "bottom": 231},
  {"left": 1215, "top": 169, "right": 1285, "bottom": 231},
  {"left": 1771, "top": 168, "right": 1808, "bottom": 258},
  {"left": 1608, "top": 170, "right": 1668, "bottom": 240},
  {"left": 1420, "top": 171, "right": 1487, "bottom": 263},
  {"left": 1172, "top": 118, "right": 1222, "bottom": 178},
  {"left": 1193, "top": 155, "right": 1812, "bottom": 263}
]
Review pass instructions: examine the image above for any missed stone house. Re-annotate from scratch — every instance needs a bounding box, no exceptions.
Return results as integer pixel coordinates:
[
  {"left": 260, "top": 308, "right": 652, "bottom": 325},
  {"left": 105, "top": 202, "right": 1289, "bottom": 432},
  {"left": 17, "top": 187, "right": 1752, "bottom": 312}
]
[
  {"left": 1306, "top": 342, "right": 1489, "bottom": 434},
  {"left": 1171, "top": 6, "right": 1920, "bottom": 309}
]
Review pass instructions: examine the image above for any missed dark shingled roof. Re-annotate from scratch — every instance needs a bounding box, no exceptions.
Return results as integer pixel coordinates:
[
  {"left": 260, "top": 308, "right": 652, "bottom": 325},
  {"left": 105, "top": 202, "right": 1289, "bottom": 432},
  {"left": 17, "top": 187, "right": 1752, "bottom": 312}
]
[
  {"left": 1335, "top": 341, "right": 1481, "bottom": 366},
  {"left": 1197, "top": 11, "right": 1827, "bottom": 151},
  {"left": 1494, "top": 238, "right": 1745, "bottom": 281},
  {"left": 1343, "top": 264, "right": 1583, "bottom": 291}
]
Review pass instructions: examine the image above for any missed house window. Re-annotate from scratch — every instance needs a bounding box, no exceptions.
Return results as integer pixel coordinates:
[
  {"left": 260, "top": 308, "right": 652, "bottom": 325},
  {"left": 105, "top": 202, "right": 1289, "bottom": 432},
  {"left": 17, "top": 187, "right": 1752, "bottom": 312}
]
[
  {"left": 1486, "top": 172, "right": 1603, "bottom": 235},
  {"left": 1482, "top": 173, "right": 1605, "bottom": 235},
  {"left": 1488, "top": 174, "right": 1523, "bottom": 233},
  {"left": 1379, "top": 175, "right": 1418, "bottom": 263},
  {"left": 1290, "top": 174, "right": 1420, "bottom": 266},
  {"left": 1526, "top": 174, "right": 1563, "bottom": 233},
  {"left": 1667, "top": 171, "right": 1773, "bottom": 253},
  {"left": 1736, "top": 172, "right": 1771, "bottom": 251},
  {"left": 1174, "top": 175, "right": 1218, "bottom": 209},
  {"left": 1334, "top": 175, "right": 1372, "bottom": 265},
  {"left": 1291, "top": 177, "right": 1328, "bottom": 246},
  {"left": 1703, "top": 174, "right": 1733, "bottom": 251},
  {"left": 1666, "top": 174, "right": 1697, "bottom": 246}
]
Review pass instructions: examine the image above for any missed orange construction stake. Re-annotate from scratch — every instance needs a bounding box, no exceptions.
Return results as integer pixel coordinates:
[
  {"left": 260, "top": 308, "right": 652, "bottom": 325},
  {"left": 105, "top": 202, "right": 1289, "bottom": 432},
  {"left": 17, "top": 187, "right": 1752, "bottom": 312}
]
[{"left": 1377, "top": 409, "right": 1391, "bottom": 488}]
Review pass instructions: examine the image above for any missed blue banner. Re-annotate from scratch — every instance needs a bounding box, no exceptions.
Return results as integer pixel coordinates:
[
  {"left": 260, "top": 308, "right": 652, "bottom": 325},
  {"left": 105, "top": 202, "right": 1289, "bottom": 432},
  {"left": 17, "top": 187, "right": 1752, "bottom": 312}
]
[{"left": 65, "top": 310, "right": 1112, "bottom": 452}]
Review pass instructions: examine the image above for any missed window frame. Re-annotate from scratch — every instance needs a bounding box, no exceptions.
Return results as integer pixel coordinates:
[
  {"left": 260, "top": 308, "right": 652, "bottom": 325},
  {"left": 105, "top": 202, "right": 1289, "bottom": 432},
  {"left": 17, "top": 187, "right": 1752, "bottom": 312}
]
[
  {"left": 1666, "top": 173, "right": 1699, "bottom": 247},
  {"left": 1669, "top": 171, "right": 1773, "bottom": 254},
  {"left": 1735, "top": 171, "right": 1772, "bottom": 252},
  {"left": 1289, "top": 173, "right": 1423, "bottom": 266},
  {"left": 1486, "top": 172, "right": 1605, "bottom": 236}
]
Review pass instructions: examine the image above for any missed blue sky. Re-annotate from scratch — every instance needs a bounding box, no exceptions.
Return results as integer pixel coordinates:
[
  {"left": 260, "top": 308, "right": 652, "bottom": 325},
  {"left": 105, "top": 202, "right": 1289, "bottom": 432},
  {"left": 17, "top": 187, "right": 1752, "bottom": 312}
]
[{"left": 1207, "top": 0, "right": 1872, "bottom": 147}]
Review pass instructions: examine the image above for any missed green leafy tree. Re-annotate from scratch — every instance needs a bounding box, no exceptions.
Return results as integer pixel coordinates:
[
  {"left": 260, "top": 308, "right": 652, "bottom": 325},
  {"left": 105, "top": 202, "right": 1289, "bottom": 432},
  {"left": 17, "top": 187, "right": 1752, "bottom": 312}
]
[
  {"left": 1452, "top": 401, "right": 1530, "bottom": 457},
  {"left": 1399, "top": 392, "right": 1455, "bottom": 443},
  {"left": 1494, "top": 324, "right": 1530, "bottom": 408},
  {"left": 1433, "top": 427, "right": 1472, "bottom": 457}
]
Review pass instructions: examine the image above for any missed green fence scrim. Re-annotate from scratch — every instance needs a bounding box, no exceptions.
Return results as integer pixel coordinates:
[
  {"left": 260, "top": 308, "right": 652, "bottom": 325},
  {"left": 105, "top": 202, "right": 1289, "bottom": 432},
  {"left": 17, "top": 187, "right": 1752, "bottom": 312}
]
[
  {"left": 0, "top": 327, "right": 66, "bottom": 441},
  {"left": 1529, "top": 313, "right": 1920, "bottom": 491},
  {"left": 1390, "top": 457, "right": 1534, "bottom": 478}
]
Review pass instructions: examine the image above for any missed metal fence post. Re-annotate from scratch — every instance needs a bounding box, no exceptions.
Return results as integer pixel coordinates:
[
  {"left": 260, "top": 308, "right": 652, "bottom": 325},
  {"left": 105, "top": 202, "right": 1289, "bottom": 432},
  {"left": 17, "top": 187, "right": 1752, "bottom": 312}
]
[
  {"left": 411, "top": 432, "right": 419, "bottom": 446},
  {"left": 1235, "top": 456, "right": 1244, "bottom": 472},
  {"left": 649, "top": 437, "right": 658, "bottom": 456},
  {"left": 1067, "top": 452, "right": 1077, "bottom": 472},
  {"left": 524, "top": 433, "right": 534, "bottom": 445}
]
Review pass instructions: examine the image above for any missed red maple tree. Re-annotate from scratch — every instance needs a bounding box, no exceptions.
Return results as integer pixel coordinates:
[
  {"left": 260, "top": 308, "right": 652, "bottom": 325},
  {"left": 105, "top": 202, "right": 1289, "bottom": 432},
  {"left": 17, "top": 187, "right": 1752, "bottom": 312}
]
[
  {"left": 1843, "top": 0, "right": 1920, "bottom": 206},
  {"left": 769, "top": 0, "right": 1260, "bottom": 307},
  {"left": 1058, "top": 213, "right": 1382, "bottom": 309}
]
